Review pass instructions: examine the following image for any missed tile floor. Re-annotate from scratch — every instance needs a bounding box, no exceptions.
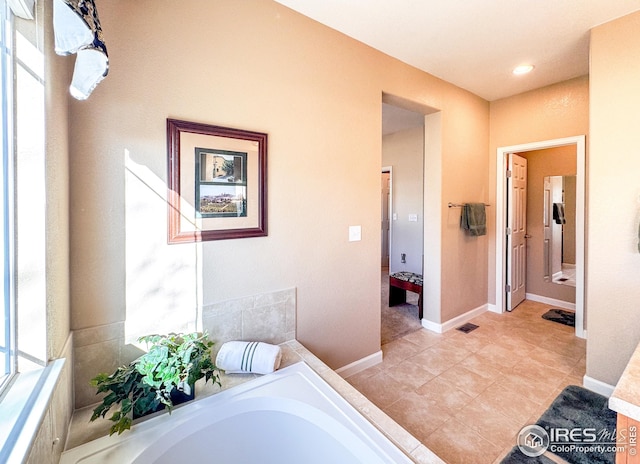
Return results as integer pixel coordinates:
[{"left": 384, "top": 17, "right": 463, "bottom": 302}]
[{"left": 346, "top": 300, "right": 586, "bottom": 464}]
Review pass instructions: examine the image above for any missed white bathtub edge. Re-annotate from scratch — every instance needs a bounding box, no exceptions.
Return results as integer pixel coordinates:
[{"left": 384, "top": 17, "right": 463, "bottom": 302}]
[{"left": 260, "top": 340, "right": 445, "bottom": 463}]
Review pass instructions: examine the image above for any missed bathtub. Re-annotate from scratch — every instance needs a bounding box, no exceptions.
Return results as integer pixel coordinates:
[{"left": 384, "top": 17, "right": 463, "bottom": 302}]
[{"left": 60, "top": 362, "right": 415, "bottom": 463}]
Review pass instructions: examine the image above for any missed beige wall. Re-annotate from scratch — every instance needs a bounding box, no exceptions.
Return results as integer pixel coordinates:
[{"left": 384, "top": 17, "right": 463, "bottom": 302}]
[
  {"left": 68, "top": 0, "right": 489, "bottom": 387},
  {"left": 382, "top": 127, "right": 424, "bottom": 275},
  {"left": 439, "top": 96, "right": 490, "bottom": 322},
  {"left": 518, "top": 146, "right": 576, "bottom": 304},
  {"left": 588, "top": 11, "right": 640, "bottom": 386},
  {"left": 488, "top": 76, "right": 589, "bottom": 306}
]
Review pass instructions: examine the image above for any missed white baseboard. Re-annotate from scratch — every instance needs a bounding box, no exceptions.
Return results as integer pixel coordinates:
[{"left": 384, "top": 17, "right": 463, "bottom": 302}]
[
  {"left": 487, "top": 303, "right": 500, "bottom": 314},
  {"left": 336, "top": 350, "right": 383, "bottom": 378},
  {"left": 583, "top": 375, "right": 616, "bottom": 397},
  {"left": 526, "top": 293, "right": 576, "bottom": 311},
  {"left": 421, "top": 304, "right": 488, "bottom": 334}
]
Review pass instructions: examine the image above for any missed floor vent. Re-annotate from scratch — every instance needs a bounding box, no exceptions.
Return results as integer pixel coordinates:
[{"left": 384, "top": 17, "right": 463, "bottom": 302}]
[{"left": 456, "top": 323, "right": 479, "bottom": 334}]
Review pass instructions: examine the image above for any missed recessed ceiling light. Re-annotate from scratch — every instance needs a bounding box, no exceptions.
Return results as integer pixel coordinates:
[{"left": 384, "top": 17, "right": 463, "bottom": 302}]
[{"left": 513, "top": 64, "right": 534, "bottom": 75}]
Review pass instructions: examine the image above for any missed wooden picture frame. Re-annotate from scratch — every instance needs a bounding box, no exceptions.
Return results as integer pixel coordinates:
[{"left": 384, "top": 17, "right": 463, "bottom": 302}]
[{"left": 167, "top": 119, "right": 267, "bottom": 243}]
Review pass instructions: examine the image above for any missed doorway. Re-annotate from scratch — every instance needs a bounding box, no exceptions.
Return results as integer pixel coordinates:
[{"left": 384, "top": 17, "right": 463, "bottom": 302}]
[
  {"left": 380, "top": 102, "right": 425, "bottom": 344},
  {"left": 495, "top": 136, "right": 586, "bottom": 338}
]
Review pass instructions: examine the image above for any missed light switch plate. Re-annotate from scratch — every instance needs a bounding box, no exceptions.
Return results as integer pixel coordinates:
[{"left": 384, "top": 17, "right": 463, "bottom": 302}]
[{"left": 349, "top": 225, "right": 362, "bottom": 242}]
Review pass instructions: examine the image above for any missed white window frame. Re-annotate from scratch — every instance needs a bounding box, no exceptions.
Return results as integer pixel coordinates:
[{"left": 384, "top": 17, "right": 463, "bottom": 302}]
[{"left": 0, "top": 0, "right": 17, "bottom": 394}]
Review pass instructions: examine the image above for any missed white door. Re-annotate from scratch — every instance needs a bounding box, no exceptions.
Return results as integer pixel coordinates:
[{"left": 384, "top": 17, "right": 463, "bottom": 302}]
[
  {"left": 381, "top": 172, "right": 391, "bottom": 267},
  {"left": 506, "top": 153, "right": 528, "bottom": 310}
]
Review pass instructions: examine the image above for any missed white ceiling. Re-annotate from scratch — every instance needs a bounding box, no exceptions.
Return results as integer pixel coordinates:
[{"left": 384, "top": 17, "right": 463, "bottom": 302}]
[{"left": 274, "top": 0, "right": 640, "bottom": 102}]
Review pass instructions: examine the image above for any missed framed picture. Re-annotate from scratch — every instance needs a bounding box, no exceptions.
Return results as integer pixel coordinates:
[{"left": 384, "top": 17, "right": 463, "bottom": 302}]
[{"left": 167, "top": 119, "right": 267, "bottom": 243}]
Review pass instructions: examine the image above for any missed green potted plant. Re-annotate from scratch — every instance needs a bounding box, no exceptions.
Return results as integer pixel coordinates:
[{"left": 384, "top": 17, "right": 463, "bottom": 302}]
[{"left": 90, "top": 331, "right": 221, "bottom": 435}]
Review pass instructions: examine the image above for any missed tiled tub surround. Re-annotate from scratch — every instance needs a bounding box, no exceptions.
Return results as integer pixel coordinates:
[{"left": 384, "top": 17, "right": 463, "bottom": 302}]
[
  {"left": 72, "top": 288, "right": 297, "bottom": 409},
  {"left": 201, "top": 287, "right": 297, "bottom": 356},
  {"left": 65, "top": 340, "right": 443, "bottom": 464}
]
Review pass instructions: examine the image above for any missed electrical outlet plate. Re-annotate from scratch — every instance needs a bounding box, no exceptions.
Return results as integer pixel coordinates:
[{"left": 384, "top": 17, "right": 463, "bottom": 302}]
[{"left": 348, "top": 225, "right": 361, "bottom": 242}]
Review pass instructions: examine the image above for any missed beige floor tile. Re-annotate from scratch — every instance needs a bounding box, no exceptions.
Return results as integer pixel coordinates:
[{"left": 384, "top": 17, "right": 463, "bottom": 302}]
[
  {"left": 353, "top": 371, "right": 413, "bottom": 409},
  {"left": 383, "top": 391, "right": 453, "bottom": 442},
  {"left": 415, "top": 376, "right": 475, "bottom": 413},
  {"left": 402, "top": 329, "right": 445, "bottom": 349},
  {"left": 411, "top": 342, "right": 471, "bottom": 376},
  {"left": 526, "top": 346, "right": 579, "bottom": 371},
  {"left": 425, "top": 418, "right": 503, "bottom": 464},
  {"left": 442, "top": 331, "right": 492, "bottom": 353},
  {"left": 558, "top": 373, "right": 584, "bottom": 390},
  {"left": 511, "top": 357, "right": 568, "bottom": 385},
  {"left": 344, "top": 365, "right": 382, "bottom": 386},
  {"left": 473, "top": 383, "right": 540, "bottom": 424},
  {"left": 567, "top": 368, "right": 585, "bottom": 381},
  {"left": 505, "top": 330, "right": 548, "bottom": 347},
  {"left": 496, "top": 371, "right": 558, "bottom": 404},
  {"left": 381, "top": 338, "right": 423, "bottom": 368},
  {"left": 437, "top": 365, "right": 496, "bottom": 398},
  {"left": 475, "top": 343, "right": 526, "bottom": 370},
  {"left": 386, "top": 358, "right": 436, "bottom": 390},
  {"left": 492, "top": 336, "right": 538, "bottom": 356},
  {"left": 453, "top": 400, "right": 523, "bottom": 448},
  {"left": 541, "top": 338, "right": 586, "bottom": 360},
  {"left": 457, "top": 353, "right": 504, "bottom": 380}
]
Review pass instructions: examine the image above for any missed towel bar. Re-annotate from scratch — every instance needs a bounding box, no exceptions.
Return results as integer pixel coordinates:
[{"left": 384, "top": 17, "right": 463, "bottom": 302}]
[{"left": 448, "top": 202, "right": 491, "bottom": 208}]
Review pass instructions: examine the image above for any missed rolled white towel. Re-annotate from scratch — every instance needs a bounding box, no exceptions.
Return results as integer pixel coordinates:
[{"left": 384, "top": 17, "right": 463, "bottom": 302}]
[{"left": 215, "top": 341, "right": 282, "bottom": 375}]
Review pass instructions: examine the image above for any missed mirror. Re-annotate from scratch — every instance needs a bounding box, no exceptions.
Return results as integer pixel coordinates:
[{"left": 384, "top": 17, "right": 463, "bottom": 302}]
[{"left": 543, "top": 175, "right": 576, "bottom": 286}]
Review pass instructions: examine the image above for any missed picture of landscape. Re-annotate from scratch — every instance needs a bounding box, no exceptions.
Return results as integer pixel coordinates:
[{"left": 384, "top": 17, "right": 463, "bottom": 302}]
[{"left": 197, "top": 185, "right": 247, "bottom": 217}]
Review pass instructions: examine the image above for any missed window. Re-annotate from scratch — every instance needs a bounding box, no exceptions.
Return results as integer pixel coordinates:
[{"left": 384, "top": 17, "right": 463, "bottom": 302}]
[
  {"left": 0, "top": 0, "right": 46, "bottom": 393},
  {"left": 0, "top": 0, "right": 16, "bottom": 392}
]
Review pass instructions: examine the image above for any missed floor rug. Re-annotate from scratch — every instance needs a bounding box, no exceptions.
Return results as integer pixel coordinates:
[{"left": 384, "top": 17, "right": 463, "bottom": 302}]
[
  {"left": 542, "top": 308, "right": 575, "bottom": 327},
  {"left": 535, "top": 385, "right": 617, "bottom": 464}
]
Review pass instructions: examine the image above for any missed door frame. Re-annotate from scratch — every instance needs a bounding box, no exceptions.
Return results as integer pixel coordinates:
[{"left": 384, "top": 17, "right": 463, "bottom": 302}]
[
  {"left": 382, "top": 166, "right": 393, "bottom": 270},
  {"left": 495, "top": 135, "right": 586, "bottom": 338}
]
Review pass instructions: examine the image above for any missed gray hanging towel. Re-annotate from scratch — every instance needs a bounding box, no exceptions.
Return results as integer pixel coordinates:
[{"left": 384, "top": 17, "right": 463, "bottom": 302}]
[
  {"left": 553, "top": 202, "right": 566, "bottom": 224},
  {"left": 461, "top": 203, "right": 486, "bottom": 236}
]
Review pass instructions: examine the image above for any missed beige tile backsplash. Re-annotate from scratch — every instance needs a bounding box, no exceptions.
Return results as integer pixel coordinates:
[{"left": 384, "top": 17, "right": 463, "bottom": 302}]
[
  {"left": 73, "top": 288, "right": 296, "bottom": 408},
  {"left": 202, "top": 287, "right": 296, "bottom": 356}
]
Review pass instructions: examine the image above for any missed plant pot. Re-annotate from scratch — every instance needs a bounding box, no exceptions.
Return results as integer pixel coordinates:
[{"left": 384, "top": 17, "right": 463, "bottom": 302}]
[{"left": 133, "top": 384, "right": 195, "bottom": 419}]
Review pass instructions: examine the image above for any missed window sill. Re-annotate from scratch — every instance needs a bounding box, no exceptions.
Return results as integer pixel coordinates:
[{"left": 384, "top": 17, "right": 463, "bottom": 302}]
[{"left": 0, "top": 358, "right": 65, "bottom": 463}]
